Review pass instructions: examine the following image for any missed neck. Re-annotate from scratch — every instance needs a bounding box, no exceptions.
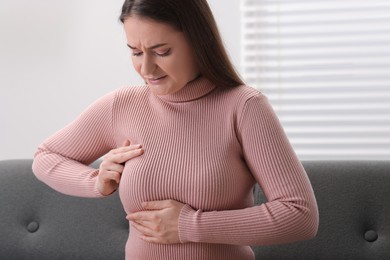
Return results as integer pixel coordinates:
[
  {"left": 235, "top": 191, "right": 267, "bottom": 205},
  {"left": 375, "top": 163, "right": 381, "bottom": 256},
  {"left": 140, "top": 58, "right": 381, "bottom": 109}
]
[{"left": 155, "top": 76, "right": 217, "bottom": 103}]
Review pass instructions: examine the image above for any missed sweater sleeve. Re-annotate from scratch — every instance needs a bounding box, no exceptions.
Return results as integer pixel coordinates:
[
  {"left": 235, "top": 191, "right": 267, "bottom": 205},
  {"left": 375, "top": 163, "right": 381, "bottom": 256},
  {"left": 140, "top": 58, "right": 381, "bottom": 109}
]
[
  {"left": 32, "top": 91, "right": 117, "bottom": 198},
  {"left": 178, "top": 93, "right": 319, "bottom": 246}
]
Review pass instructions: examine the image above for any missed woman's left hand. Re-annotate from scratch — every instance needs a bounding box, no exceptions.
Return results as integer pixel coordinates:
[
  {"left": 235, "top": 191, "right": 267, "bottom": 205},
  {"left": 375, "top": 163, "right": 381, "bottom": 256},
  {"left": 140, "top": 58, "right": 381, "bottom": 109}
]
[{"left": 126, "top": 199, "right": 185, "bottom": 244}]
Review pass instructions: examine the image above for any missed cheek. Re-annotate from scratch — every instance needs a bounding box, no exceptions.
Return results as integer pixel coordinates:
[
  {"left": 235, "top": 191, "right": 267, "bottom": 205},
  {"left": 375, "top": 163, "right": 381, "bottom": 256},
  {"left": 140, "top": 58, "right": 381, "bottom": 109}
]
[
  {"left": 171, "top": 48, "right": 198, "bottom": 76},
  {"left": 177, "top": 58, "right": 198, "bottom": 78},
  {"left": 157, "top": 59, "right": 174, "bottom": 73}
]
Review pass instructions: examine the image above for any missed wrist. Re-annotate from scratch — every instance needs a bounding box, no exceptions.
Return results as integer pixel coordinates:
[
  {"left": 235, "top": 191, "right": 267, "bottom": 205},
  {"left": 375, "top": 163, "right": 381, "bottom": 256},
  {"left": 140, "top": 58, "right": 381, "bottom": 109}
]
[
  {"left": 95, "top": 178, "right": 116, "bottom": 196},
  {"left": 178, "top": 204, "right": 200, "bottom": 243}
]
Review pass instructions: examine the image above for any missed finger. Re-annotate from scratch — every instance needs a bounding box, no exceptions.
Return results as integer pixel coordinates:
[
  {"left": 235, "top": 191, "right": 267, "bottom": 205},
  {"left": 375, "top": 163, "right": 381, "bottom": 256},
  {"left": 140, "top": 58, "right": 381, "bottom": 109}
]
[
  {"left": 126, "top": 212, "right": 144, "bottom": 222},
  {"left": 100, "top": 161, "right": 124, "bottom": 173},
  {"left": 110, "top": 144, "right": 142, "bottom": 155},
  {"left": 126, "top": 211, "right": 156, "bottom": 224},
  {"left": 140, "top": 235, "right": 161, "bottom": 244},
  {"left": 100, "top": 170, "right": 121, "bottom": 184},
  {"left": 122, "top": 139, "right": 131, "bottom": 146},
  {"left": 109, "top": 148, "right": 144, "bottom": 164},
  {"left": 131, "top": 221, "right": 156, "bottom": 237}
]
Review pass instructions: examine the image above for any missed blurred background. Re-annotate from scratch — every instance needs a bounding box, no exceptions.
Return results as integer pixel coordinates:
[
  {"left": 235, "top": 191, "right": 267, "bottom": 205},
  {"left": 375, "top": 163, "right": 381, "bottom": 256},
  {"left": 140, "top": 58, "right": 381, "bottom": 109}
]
[
  {"left": 0, "top": 0, "right": 241, "bottom": 160},
  {"left": 1, "top": 0, "right": 389, "bottom": 160}
]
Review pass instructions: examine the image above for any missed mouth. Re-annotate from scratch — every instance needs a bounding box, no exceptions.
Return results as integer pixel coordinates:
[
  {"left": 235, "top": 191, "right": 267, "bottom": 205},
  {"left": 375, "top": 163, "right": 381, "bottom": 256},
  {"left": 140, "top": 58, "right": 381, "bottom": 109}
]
[{"left": 146, "top": 75, "right": 167, "bottom": 84}]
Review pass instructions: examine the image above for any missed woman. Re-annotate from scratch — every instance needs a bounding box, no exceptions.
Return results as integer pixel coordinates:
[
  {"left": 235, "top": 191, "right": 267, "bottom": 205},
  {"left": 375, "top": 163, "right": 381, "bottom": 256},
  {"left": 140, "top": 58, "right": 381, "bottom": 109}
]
[{"left": 33, "top": 0, "right": 319, "bottom": 259}]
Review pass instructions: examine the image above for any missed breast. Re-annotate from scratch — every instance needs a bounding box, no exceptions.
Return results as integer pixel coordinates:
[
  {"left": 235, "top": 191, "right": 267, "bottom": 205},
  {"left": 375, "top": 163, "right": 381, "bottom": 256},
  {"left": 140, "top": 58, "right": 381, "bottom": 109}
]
[{"left": 118, "top": 136, "right": 255, "bottom": 215}]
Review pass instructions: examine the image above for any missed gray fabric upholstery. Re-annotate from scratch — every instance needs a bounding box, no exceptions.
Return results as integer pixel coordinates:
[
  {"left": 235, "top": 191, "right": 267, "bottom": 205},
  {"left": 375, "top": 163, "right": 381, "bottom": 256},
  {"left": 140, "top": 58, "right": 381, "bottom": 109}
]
[
  {"left": 0, "top": 159, "right": 389, "bottom": 259},
  {"left": 0, "top": 159, "right": 127, "bottom": 260},
  {"left": 253, "top": 161, "right": 390, "bottom": 260}
]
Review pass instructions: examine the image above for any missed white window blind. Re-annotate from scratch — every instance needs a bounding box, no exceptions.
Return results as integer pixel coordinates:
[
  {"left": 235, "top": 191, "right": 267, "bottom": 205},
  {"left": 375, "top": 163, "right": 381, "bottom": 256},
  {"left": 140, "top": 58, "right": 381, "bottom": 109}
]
[{"left": 241, "top": 0, "right": 390, "bottom": 160}]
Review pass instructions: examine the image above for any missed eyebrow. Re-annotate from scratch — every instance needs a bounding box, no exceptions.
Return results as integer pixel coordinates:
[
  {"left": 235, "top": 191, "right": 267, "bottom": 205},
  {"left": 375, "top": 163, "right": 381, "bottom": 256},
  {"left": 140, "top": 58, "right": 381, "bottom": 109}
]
[{"left": 127, "top": 43, "right": 168, "bottom": 50}]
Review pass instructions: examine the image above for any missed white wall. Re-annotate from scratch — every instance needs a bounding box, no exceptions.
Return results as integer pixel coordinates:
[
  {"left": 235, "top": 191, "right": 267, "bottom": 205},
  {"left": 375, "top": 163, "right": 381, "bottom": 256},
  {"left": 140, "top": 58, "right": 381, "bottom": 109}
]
[{"left": 0, "top": 0, "right": 241, "bottom": 160}]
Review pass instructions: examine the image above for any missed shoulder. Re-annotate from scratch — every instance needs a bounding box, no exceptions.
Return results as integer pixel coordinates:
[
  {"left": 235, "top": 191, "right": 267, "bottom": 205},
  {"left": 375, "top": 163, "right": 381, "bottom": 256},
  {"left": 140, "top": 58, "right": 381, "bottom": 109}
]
[
  {"left": 216, "top": 84, "right": 269, "bottom": 111},
  {"left": 91, "top": 85, "right": 149, "bottom": 102},
  {"left": 112, "top": 85, "right": 149, "bottom": 101},
  {"left": 104, "top": 85, "right": 149, "bottom": 109},
  {"left": 86, "top": 85, "right": 150, "bottom": 115},
  {"left": 216, "top": 85, "right": 274, "bottom": 125},
  {"left": 221, "top": 85, "right": 263, "bottom": 100}
]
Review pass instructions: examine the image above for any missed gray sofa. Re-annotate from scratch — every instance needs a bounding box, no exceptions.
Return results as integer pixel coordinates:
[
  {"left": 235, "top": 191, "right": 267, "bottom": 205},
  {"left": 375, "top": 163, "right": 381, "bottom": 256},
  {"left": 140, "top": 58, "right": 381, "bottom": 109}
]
[{"left": 0, "top": 159, "right": 389, "bottom": 260}]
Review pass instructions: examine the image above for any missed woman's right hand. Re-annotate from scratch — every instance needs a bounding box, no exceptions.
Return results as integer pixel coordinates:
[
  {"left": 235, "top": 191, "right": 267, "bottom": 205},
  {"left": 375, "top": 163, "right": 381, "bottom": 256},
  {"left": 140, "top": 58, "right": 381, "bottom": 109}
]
[{"left": 97, "top": 140, "right": 144, "bottom": 196}]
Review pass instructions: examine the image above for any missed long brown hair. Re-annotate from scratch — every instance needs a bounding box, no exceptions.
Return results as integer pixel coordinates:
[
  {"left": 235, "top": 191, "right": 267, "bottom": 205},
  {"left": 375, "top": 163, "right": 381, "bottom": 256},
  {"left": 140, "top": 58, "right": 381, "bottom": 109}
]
[{"left": 119, "top": 0, "right": 244, "bottom": 88}]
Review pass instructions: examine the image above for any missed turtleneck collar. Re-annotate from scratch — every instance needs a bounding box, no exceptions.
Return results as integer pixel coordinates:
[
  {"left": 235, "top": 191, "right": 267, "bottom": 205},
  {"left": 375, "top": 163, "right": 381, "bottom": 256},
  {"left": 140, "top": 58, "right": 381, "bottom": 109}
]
[{"left": 154, "top": 76, "right": 217, "bottom": 103}]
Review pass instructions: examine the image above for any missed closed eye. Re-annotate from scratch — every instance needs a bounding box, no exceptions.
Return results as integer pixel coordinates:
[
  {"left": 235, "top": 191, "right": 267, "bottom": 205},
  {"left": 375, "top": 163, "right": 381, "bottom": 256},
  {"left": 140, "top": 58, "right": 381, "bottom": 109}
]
[
  {"left": 155, "top": 48, "right": 171, "bottom": 57},
  {"left": 130, "top": 49, "right": 171, "bottom": 57}
]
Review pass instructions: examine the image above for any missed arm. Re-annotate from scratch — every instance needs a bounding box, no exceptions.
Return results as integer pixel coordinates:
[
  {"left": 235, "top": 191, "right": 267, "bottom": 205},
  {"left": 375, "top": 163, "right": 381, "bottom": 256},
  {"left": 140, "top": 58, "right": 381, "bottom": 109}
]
[
  {"left": 32, "top": 91, "right": 117, "bottom": 198},
  {"left": 178, "top": 93, "right": 319, "bottom": 245}
]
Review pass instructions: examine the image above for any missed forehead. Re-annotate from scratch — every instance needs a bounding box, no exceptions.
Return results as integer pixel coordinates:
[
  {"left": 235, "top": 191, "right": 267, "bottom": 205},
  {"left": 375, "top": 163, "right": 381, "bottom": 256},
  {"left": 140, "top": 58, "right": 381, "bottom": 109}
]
[{"left": 123, "top": 16, "right": 181, "bottom": 48}]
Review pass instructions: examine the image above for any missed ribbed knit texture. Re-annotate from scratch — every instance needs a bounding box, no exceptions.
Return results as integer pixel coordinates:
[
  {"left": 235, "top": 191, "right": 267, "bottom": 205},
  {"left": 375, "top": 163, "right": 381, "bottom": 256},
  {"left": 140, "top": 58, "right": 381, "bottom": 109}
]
[{"left": 32, "top": 77, "right": 318, "bottom": 260}]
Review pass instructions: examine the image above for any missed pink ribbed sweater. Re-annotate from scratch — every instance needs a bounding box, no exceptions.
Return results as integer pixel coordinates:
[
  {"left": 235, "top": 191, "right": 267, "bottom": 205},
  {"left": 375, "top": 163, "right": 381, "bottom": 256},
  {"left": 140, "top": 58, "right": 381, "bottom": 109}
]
[{"left": 33, "top": 77, "right": 318, "bottom": 260}]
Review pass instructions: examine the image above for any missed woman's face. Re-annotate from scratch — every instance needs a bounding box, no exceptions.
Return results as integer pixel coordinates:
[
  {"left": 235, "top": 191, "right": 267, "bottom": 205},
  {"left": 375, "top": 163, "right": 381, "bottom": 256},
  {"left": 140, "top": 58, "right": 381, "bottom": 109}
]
[{"left": 123, "top": 16, "right": 200, "bottom": 96}]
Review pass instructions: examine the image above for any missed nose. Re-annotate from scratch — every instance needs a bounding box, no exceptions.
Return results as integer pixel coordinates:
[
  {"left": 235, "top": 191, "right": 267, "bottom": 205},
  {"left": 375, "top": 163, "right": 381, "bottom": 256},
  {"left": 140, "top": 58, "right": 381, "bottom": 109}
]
[{"left": 140, "top": 54, "right": 157, "bottom": 76}]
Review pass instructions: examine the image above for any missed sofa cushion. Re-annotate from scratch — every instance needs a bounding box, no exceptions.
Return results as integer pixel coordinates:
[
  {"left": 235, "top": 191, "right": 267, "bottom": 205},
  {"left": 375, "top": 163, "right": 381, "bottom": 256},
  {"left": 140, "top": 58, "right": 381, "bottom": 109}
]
[
  {"left": 253, "top": 161, "right": 390, "bottom": 260},
  {"left": 1, "top": 159, "right": 389, "bottom": 259},
  {"left": 0, "top": 159, "right": 128, "bottom": 260}
]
